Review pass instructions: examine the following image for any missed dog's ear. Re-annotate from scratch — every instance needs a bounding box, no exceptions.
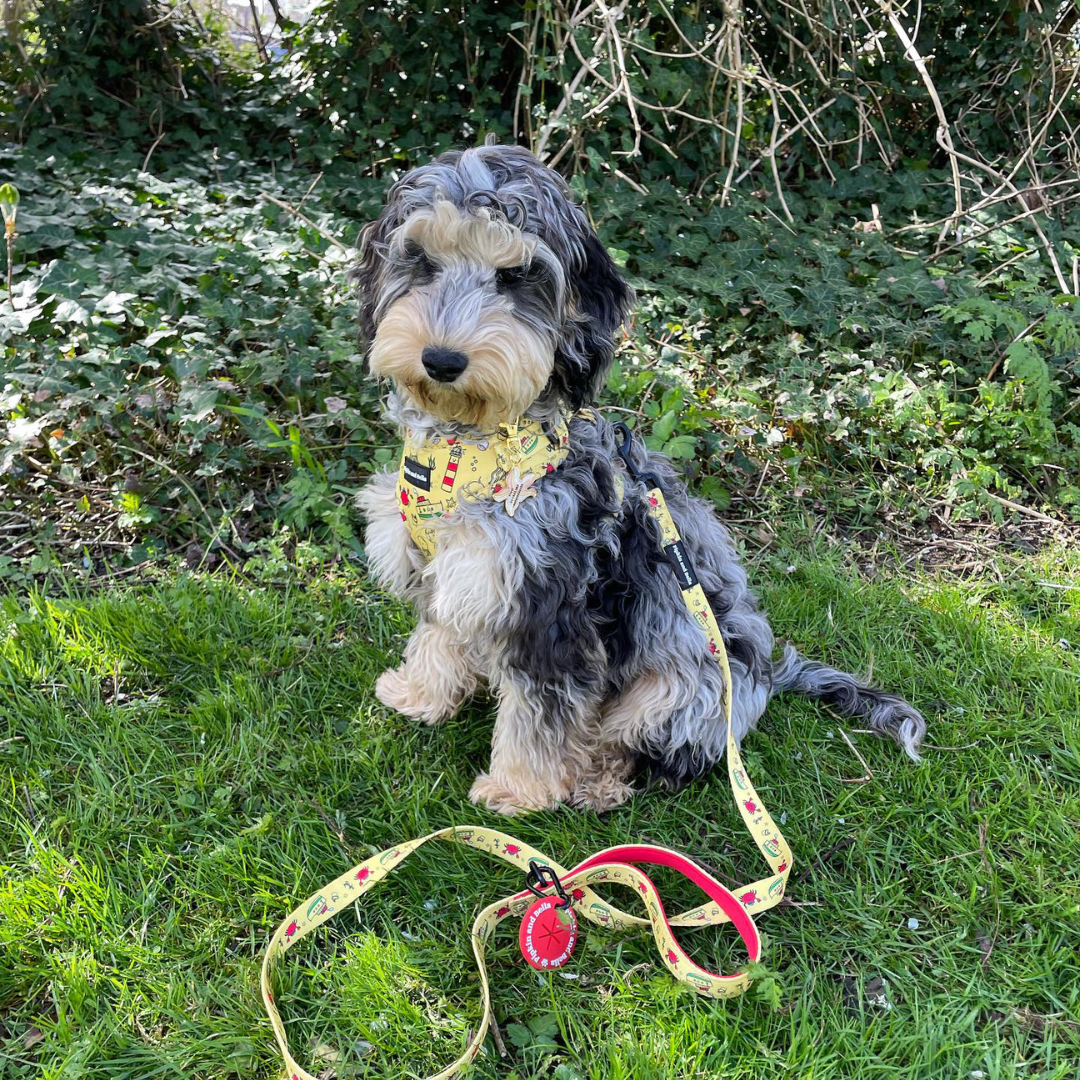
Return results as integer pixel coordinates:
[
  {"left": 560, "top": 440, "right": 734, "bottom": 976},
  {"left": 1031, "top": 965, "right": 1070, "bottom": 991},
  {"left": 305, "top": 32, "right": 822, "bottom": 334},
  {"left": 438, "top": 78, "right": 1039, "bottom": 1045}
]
[
  {"left": 349, "top": 208, "right": 398, "bottom": 360},
  {"left": 555, "top": 225, "right": 635, "bottom": 407},
  {"left": 575, "top": 229, "right": 635, "bottom": 370}
]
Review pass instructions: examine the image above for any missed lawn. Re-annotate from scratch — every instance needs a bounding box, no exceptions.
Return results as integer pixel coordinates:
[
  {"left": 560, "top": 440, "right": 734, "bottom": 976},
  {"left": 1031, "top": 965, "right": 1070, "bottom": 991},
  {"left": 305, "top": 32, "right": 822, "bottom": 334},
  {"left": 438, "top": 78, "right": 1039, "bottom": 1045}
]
[{"left": 2, "top": 539, "right": 1078, "bottom": 1080}]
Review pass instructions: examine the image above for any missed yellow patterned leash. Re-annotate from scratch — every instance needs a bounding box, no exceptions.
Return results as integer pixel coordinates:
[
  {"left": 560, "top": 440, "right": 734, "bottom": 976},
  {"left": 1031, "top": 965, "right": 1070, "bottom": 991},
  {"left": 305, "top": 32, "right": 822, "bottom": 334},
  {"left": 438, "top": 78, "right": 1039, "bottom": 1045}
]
[
  {"left": 261, "top": 423, "right": 793, "bottom": 1080},
  {"left": 611, "top": 420, "right": 794, "bottom": 906}
]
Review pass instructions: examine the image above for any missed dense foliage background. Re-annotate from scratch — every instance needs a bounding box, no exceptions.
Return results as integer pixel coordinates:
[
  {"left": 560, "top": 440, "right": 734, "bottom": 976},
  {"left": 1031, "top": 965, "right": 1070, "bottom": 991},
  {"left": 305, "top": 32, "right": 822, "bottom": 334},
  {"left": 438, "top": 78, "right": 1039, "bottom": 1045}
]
[
  {"left": 2, "top": 9, "right": 1080, "bottom": 1080},
  {"left": 1, "top": 0, "right": 1078, "bottom": 578}
]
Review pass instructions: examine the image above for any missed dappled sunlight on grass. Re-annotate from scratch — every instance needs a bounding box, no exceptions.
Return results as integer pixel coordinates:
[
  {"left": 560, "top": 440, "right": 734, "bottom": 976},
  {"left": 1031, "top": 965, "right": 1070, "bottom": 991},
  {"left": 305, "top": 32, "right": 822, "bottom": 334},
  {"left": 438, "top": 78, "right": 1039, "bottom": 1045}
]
[{"left": 2, "top": 558, "right": 1078, "bottom": 1078}]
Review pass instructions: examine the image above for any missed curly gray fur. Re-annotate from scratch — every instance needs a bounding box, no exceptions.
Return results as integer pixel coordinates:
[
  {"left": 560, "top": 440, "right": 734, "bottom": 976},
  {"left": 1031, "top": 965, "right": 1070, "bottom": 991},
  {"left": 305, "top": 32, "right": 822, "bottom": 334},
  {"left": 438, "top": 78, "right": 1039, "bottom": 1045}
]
[{"left": 356, "top": 142, "right": 925, "bottom": 812}]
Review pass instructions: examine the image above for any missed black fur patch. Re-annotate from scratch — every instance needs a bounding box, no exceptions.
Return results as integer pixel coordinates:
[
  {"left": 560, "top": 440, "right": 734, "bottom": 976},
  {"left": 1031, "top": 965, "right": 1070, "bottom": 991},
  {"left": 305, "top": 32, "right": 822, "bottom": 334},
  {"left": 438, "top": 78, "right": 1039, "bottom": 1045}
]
[
  {"left": 500, "top": 434, "right": 622, "bottom": 724},
  {"left": 635, "top": 736, "right": 713, "bottom": 790},
  {"left": 551, "top": 232, "right": 635, "bottom": 408}
]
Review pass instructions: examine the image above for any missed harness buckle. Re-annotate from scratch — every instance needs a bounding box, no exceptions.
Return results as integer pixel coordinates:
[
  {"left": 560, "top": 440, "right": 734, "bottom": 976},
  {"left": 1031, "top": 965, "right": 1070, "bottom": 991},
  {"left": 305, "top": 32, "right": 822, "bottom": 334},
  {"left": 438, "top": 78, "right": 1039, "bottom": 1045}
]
[
  {"left": 612, "top": 421, "right": 663, "bottom": 490},
  {"left": 525, "top": 859, "right": 572, "bottom": 908}
]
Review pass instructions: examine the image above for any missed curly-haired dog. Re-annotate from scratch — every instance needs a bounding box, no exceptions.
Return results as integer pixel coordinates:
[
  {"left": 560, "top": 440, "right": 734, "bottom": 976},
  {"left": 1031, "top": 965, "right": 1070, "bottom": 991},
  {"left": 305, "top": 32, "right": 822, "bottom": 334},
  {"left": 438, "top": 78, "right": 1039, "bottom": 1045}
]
[{"left": 354, "top": 141, "right": 926, "bottom": 815}]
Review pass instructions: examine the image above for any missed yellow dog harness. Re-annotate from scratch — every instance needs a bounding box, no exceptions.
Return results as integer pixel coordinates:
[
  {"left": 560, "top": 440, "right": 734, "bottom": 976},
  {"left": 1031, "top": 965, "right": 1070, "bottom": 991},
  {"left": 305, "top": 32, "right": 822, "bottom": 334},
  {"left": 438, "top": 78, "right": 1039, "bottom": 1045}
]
[
  {"left": 262, "top": 418, "right": 793, "bottom": 1079},
  {"left": 398, "top": 413, "right": 572, "bottom": 559}
]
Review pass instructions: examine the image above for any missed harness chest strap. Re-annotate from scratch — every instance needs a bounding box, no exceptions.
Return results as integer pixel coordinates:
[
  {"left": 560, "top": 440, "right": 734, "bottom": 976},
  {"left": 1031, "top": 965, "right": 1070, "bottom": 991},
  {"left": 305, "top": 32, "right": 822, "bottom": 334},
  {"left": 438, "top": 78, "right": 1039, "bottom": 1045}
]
[
  {"left": 262, "top": 446, "right": 793, "bottom": 1079},
  {"left": 398, "top": 413, "right": 572, "bottom": 559}
]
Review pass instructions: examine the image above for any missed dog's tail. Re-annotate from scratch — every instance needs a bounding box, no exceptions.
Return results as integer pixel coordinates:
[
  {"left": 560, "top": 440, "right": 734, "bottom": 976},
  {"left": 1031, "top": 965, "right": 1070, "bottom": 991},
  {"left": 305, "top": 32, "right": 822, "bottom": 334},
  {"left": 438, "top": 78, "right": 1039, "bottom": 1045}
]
[{"left": 769, "top": 645, "right": 926, "bottom": 760}]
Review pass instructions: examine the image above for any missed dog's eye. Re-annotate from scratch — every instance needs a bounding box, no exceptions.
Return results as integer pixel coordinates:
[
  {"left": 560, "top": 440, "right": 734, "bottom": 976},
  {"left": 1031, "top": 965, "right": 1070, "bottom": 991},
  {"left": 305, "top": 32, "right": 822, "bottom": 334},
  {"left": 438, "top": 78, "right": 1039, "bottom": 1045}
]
[
  {"left": 404, "top": 241, "right": 437, "bottom": 278},
  {"left": 495, "top": 264, "right": 530, "bottom": 290}
]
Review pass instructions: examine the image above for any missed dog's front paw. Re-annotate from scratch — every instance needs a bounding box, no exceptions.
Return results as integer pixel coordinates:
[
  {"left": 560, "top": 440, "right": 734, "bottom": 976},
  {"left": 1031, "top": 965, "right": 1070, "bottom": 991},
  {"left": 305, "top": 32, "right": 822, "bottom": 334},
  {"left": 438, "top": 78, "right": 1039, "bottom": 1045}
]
[
  {"left": 469, "top": 773, "right": 554, "bottom": 816},
  {"left": 375, "top": 666, "right": 450, "bottom": 725}
]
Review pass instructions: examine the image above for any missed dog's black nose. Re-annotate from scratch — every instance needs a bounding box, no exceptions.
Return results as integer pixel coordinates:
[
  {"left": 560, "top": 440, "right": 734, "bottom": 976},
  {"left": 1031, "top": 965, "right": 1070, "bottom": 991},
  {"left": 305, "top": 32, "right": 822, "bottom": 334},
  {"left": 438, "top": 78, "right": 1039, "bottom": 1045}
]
[{"left": 422, "top": 346, "right": 469, "bottom": 383}]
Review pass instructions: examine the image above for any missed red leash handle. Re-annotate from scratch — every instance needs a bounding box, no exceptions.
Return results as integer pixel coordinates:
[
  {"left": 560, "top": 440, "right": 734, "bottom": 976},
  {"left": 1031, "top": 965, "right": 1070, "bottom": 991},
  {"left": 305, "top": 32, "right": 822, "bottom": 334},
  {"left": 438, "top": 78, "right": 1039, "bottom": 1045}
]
[{"left": 513, "top": 843, "right": 761, "bottom": 989}]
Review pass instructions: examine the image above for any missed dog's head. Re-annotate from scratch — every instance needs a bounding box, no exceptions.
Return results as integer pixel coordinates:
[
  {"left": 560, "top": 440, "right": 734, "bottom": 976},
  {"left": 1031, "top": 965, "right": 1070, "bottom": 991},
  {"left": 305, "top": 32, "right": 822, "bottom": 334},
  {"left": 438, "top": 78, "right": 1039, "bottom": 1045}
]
[{"left": 352, "top": 142, "right": 634, "bottom": 428}]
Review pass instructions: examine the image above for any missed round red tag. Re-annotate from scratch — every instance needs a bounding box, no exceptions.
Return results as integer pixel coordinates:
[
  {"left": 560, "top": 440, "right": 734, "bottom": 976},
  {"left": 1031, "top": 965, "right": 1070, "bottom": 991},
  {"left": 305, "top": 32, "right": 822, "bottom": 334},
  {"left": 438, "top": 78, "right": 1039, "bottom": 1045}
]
[{"left": 518, "top": 897, "right": 577, "bottom": 970}]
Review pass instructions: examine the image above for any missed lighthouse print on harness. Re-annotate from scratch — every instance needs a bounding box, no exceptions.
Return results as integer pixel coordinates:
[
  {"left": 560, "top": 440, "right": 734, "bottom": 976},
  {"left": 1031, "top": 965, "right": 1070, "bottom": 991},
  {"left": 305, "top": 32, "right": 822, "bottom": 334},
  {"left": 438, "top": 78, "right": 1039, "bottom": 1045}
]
[{"left": 396, "top": 419, "right": 571, "bottom": 560}]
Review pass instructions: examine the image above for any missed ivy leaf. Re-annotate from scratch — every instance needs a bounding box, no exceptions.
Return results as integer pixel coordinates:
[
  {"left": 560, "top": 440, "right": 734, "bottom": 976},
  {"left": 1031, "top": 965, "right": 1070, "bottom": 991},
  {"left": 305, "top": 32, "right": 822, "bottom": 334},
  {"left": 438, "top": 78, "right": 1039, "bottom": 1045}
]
[
  {"left": 96, "top": 291, "right": 138, "bottom": 315},
  {"left": 699, "top": 476, "right": 730, "bottom": 508},
  {"left": 663, "top": 434, "right": 698, "bottom": 458},
  {"left": 38, "top": 259, "right": 91, "bottom": 298},
  {"left": 652, "top": 410, "right": 679, "bottom": 442},
  {"left": 176, "top": 386, "right": 219, "bottom": 425},
  {"left": 141, "top": 327, "right": 177, "bottom": 347},
  {"left": 52, "top": 297, "right": 91, "bottom": 324}
]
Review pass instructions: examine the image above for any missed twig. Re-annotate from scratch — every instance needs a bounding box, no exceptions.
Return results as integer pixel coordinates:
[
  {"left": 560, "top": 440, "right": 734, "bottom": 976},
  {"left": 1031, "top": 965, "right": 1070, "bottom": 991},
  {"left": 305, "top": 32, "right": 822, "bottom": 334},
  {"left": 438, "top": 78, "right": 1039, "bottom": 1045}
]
[
  {"left": 765, "top": 87, "right": 794, "bottom": 222},
  {"left": 141, "top": 128, "right": 166, "bottom": 174},
  {"left": 489, "top": 1014, "right": 509, "bottom": 1057},
  {"left": 937, "top": 137, "right": 1071, "bottom": 293},
  {"left": 930, "top": 190, "right": 1080, "bottom": 258},
  {"left": 892, "top": 178, "right": 1080, "bottom": 237},
  {"left": 139, "top": 3, "right": 186, "bottom": 30},
  {"left": 4, "top": 225, "right": 13, "bottom": 303},
  {"left": 259, "top": 193, "right": 350, "bottom": 253},
  {"left": 986, "top": 493, "right": 1066, "bottom": 528},
  {"left": 23, "top": 784, "right": 38, "bottom": 827},
  {"left": 793, "top": 837, "right": 855, "bottom": 886},
  {"left": 247, "top": 0, "right": 269, "bottom": 63},
  {"left": 307, "top": 798, "right": 358, "bottom": 860},
  {"left": 734, "top": 98, "right": 837, "bottom": 184},
  {"left": 719, "top": 4, "right": 746, "bottom": 208},
  {"left": 837, "top": 728, "right": 874, "bottom": 784},
  {"left": 535, "top": 1, "right": 625, "bottom": 160},
  {"left": 295, "top": 172, "right": 324, "bottom": 214},
  {"left": 879, "top": 1, "right": 964, "bottom": 236},
  {"left": 596, "top": 0, "right": 642, "bottom": 157},
  {"left": 611, "top": 167, "right": 648, "bottom": 195},
  {"left": 975, "top": 248, "right": 1032, "bottom": 287},
  {"left": 123, "top": 442, "right": 218, "bottom": 535},
  {"left": 985, "top": 315, "right": 1045, "bottom": 382}
]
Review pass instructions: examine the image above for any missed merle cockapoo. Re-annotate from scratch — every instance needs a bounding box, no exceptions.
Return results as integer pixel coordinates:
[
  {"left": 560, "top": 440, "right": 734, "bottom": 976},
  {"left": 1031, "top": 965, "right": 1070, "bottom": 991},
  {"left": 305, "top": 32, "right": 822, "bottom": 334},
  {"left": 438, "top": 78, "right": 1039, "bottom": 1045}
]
[{"left": 354, "top": 139, "right": 926, "bottom": 815}]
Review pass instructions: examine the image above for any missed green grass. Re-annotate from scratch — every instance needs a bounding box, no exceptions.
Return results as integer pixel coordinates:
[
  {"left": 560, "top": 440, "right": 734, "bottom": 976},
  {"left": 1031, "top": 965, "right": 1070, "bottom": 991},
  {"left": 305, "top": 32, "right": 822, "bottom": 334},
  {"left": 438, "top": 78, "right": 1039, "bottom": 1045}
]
[{"left": 2, "top": 541, "right": 1079, "bottom": 1080}]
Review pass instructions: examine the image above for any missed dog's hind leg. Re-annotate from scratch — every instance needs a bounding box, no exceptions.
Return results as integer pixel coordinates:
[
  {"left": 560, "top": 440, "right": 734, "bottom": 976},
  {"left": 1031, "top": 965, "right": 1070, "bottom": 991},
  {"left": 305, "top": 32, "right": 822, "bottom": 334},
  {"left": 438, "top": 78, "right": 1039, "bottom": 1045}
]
[
  {"left": 770, "top": 645, "right": 926, "bottom": 759},
  {"left": 569, "top": 671, "right": 683, "bottom": 812},
  {"left": 627, "top": 657, "right": 772, "bottom": 792},
  {"left": 572, "top": 660, "right": 771, "bottom": 805}
]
